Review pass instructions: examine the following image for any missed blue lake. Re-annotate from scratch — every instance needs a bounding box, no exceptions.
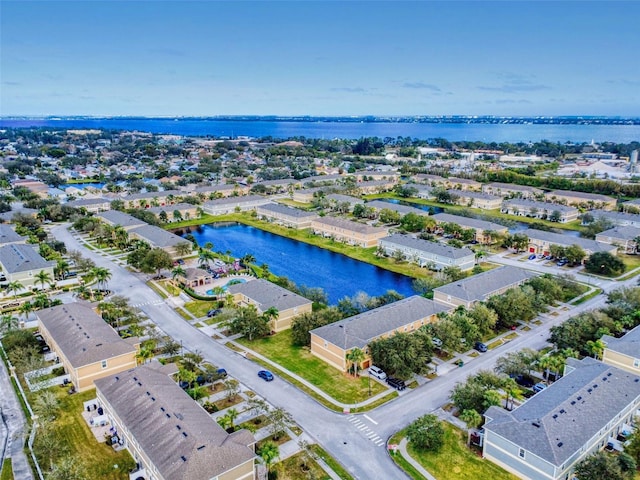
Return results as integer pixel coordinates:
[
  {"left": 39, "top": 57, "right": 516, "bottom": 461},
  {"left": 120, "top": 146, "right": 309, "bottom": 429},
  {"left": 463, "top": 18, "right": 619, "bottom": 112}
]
[{"left": 179, "top": 223, "right": 416, "bottom": 304}]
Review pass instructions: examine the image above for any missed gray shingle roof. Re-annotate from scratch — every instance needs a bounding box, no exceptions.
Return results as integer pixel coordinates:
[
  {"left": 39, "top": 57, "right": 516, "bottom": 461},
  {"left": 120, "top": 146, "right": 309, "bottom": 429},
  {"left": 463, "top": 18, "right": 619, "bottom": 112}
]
[
  {"left": 432, "top": 213, "right": 508, "bottom": 232},
  {"left": 366, "top": 200, "right": 427, "bottom": 216},
  {"left": 326, "top": 194, "right": 363, "bottom": 205},
  {"left": 547, "top": 189, "right": 613, "bottom": 202},
  {"left": 596, "top": 225, "right": 640, "bottom": 241},
  {"left": 503, "top": 199, "right": 578, "bottom": 213},
  {"left": 129, "top": 225, "right": 188, "bottom": 248},
  {"left": 258, "top": 203, "right": 319, "bottom": 219},
  {"left": 126, "top": 189, "right": 182, "bottom": 201},
  {"left": 0, "top": 224, "right": 27, "bottom": 245},
  {"left": 311, "top": 296, "right": 451, "bottom": 349},
  {"left": 0, "top": 243, "right": 55, "bottom": 274},
  {"left": 522, "top": 228, "right": 616, "bottom": 253},
  {"left": 65, "top": 198, "right": 112, "bottom": 208},
  {"left": 227, "top": 279, "right": 311, "bottom": 312},
  {"left": 447, "top": 190, "right": 501, "bottom": 201},
  {"left": 484, "top": 357, "right": 640, "bottom": 467},
  {"left": 312, "top": 217, "right": 389, "bottom": 235},
  {"left": 603, "top": 324, "right": 640, "bottom": 358},
  {"left": 37, "top": 303, "right": 136, "bottom": 368},
  {"left": 433, "top": 266, "right": 535, "bottom": 303},
  {"left": 203, "top": 195, "right": 269, "bottom": 207},
  {"left": 147, "top": 203, "right": 196, "bottom": 214},
  {"left": 94, "top": 364, "right": 255, "bottom": 480},
  {"left": 97, "top": 210, "right": 146, "bottom": 228},
  {"left": 484, "top": 182, "right": 542, "bottom": 193},
  {"left": 590, "top": 210, "right": 640, "bottom": 226},
  {"left": 380, "top": 234, "right": 474, "bottom": 259}
]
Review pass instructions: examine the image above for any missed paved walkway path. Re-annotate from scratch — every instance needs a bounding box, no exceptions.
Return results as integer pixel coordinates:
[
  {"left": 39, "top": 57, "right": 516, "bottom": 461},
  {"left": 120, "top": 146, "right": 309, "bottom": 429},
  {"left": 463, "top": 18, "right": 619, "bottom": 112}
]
[
  {"left": 0, "top": 353, "right": 34, "bottom": 480},
  {"left": 397, "top": 438, "right": 436, "bottom": 480}
]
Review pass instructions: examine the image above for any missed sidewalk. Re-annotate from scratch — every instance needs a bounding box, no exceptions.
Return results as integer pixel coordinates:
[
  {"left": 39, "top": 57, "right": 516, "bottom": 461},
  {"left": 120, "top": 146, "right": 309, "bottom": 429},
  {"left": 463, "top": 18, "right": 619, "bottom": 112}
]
[{"left": 397, "top": 438, "right": 436, "bottom": 480}]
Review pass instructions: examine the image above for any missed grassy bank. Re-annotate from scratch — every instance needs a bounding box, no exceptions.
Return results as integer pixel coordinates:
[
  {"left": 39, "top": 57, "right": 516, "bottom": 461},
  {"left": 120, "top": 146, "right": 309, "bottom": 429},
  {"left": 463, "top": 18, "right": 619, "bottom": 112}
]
[
  {"left": 390, "top": 423, "right": 518, "bottom": 480},
  {"left": 237, "top": 331, "right": 387, "bottom": 405},
  {"left": 0, "top": 459, "right": 13, "bottom": 480}
]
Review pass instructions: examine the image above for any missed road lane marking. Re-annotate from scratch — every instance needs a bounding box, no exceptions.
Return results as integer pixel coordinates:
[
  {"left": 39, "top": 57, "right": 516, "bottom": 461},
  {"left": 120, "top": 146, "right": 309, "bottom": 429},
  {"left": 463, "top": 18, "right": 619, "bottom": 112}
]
[{"left": 363, "top": 414, "right": 378, "bottom": 425}]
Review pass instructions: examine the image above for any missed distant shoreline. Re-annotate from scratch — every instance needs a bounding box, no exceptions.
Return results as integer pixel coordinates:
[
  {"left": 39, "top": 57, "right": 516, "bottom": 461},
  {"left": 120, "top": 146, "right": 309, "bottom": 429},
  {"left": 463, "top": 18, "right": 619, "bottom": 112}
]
[{"left": 2, "top": 115, "right": 639, "bottom": 126}]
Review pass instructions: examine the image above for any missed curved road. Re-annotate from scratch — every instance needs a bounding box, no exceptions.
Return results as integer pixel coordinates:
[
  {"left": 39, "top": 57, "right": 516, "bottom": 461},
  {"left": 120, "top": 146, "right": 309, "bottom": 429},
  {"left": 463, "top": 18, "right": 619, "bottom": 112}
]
[{"left": 51, "top": 224, "right": 637, "bottom": 480}]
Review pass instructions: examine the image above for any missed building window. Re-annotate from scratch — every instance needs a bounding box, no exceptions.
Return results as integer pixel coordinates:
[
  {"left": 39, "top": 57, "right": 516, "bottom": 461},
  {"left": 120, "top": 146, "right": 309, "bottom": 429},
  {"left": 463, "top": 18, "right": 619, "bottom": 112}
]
[
  {"left": 101, "top": 360, "right": 107, "bottom": 369},
  {"left": 518, "top": 448, "right": 525, "bottom": 459}
]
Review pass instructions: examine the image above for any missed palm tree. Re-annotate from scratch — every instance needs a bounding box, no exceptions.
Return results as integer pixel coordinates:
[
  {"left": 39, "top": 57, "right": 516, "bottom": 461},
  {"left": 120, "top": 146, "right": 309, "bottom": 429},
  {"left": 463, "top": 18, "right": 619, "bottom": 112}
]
[
  {"left": 171, "top": 266, "right": 186, "bottom": 283},
  {"left": 260, "top": 263, "right": 270, "bottom": 278},
  {"left": 474, "top": 249, "right": 487, "bottom": 265},
  {"left": 136, "top": 346, "right": 154, "bottom": 365},
  {"left": 35, "top": 270, "right": 53, "bottom": 292},
  {"left": 174, "top": 242, "right": 192, "bottom": 257},
  {"left": 261, "top": 307, "right": 279, "bottom": 326},
  {"left": 459, "top": 409, "right": 483, "bottom": 446},
  {"left": 241, "top": 254, "right": 256, "bottom": 268},
  {"left": 258, "top": 441, "right": 279, "bottom": 478},
  {"left": 345, "top": 347, "right": 365, "bottom": 376},
  {"left": 226, "top": 408, "right": 239, "bottom": 430},
  {"left": 91, "top": 267, "right": 112, "bottom": 292},
  {"left": 503, "top": 377, "right": 522, "bottom": 411},
  {"left": 19, "top": 302, "right": 33, "bottom": 323},
  {"left": 55, "top": 259, "right": 70, "bottom": 281},
  {"left": 204, "top": 241, "right": 214, "bottom": 251},
  {"left": 6, "top": 281, "right": 23, "bottom": 300},
  {"left": 0, "top": 314, "right": 19, "bottom": 335},
  {"left": 586, "top": 339, "right": 605, "bottom": 359}
]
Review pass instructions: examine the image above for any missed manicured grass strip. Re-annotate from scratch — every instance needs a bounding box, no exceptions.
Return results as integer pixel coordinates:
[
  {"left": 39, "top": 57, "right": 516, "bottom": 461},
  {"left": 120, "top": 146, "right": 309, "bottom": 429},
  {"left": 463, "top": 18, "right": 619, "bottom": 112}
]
[
  {"left": 0, "top": 459, "right": 13, "bottom": 480},
  {"left": 275, "top": 451, "right": 331, "bottom": 480},
  {"left": 570, "top": 288, "right": 603, "bottom": 305},
  {"left": 146, "top": 281, "right": 168, "bottom": 299},
  {"left": 389, "top": 451, "right": 423, "bottom": 480},
  {"left": 237, "top": 331, "right": 387, "bottom": 404},
  {"left": 183, "top": 300, "right": 217, "bottom": 318},
  {"left": 391, "top": 424, "right": 518, "bottom": 480},
  {"left": 33, "top": 389, "right": 135, "bottom": 480},
  {"left": 351, "top": 391, "right": 398, "bottom": 413},
  {"left": 311, "top": 445, "right": 355, "bottom": 480}
]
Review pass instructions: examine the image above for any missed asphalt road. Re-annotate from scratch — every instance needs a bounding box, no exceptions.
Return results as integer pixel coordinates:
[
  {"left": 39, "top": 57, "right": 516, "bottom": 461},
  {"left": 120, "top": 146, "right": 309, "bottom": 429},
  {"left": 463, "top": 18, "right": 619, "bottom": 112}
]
[{"left": 48, "top": 224, "right": 638, "bottom": 479}]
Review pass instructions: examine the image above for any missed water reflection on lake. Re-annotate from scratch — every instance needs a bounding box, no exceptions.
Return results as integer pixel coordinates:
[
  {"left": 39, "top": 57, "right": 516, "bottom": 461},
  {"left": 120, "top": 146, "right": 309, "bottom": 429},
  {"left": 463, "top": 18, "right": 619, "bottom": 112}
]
[{"left": 181, "top": 223, "right": 416, "bottom": 304}]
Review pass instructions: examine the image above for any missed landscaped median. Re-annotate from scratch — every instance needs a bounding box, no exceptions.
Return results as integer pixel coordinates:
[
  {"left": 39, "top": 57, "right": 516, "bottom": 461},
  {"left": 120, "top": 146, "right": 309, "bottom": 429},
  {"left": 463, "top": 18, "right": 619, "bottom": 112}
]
[
  {"left": 390, "top": 422, "right": 518, "bottom": 480},
  {"left": 236, "top": 331, "right": 396, "bottom": 411}
]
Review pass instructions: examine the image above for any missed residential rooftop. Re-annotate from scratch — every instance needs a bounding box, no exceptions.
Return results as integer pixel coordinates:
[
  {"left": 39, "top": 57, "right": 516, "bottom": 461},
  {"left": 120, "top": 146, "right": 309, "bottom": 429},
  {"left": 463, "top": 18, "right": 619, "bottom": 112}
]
[
  {"left": 366, "top": 200, "right": 427, "bottom": 216},
  {"left": 312, "top": 216, "right": 389, "bottom": 235},
  {"left": 96, "top": 210, "right": 147, "bottom": 228},
  {"left": 433, "top": 265, "right": 535, "bottom": 303},
  {"left": 602, "top": 324, "right": 640, "bottom": 358},
  {"left": 95, "top": 364, "right": 255, "bottom": 480},
  {"left": 311, "top": 296, "right": 451, "bottom": 350},
  {"left": 502, "top": 199, "right": 578, "bottom": 213},
  {"left": 431, "top": 212, "right": 508, "bottom": 232},
  {"left": 381, "top": 234, "right": 474, "bottom": 259},
  {"left": 227, "top": 278, "right": 311, "bottom": 312},
  {"left": 484, "top": 357, "right": 640, "bottom": 467},
  {"left": 521, "top": 228, "right": 617, "bottom": 253},
  {"left": 258, "top": 203, "right": 319, "bottom": 218},
  {"left": 129, "top": 225, "right": 188, "bottom": 248},
  {"left": 0, "top": 224, "right": 27, "bottom": 245},
  {"left": 0, "top": 243, "right": 55, "bottom": 274},
  {"left": 37, "top": 303, "right": 136, "bottom": 368}
]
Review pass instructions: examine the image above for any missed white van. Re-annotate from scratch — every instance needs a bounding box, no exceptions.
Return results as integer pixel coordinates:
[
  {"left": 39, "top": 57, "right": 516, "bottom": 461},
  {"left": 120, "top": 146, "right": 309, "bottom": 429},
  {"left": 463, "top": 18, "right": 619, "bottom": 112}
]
[{"left": 368, "top": 365, "right": 387, "bottom": 381}]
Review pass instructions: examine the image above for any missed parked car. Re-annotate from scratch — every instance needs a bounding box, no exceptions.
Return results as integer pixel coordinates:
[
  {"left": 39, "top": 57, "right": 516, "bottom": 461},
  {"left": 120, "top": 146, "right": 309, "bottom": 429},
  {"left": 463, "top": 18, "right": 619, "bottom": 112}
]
[
  {"left": 474, "top": 341, "right": 488, "bottom": 353},
  {"left": 386, "top": 377, "right": 406, "bottom": 391},
  {"left": 533, "top": 382, "right": 547, "bottom": 393},
  {"left": 258, "top": 370, "right": 274, "bottom": 382},
  {"left": 207, "top": 309, "right": 221, "bottom": 318},
  {"left": 556, "top": 260, "right": 568, "bottom": 267},
  {"left": 368, "top": 365, "right": 387, "bottom": 381},
  {"left": 432, "top": 337, "right": 443, "bottom": 348},
  {"left": 513, "top": 374, "right": 535, "bottom": 388},
  {"left": 177, "top": 259, "right": 185, "bottom": 265},
  {"left": 216, "top": 368, "right": 228, "bottom": 378},
  {"left": 179, "top": 380, "right": 189, "bottom": 389},
  {"left": 528, "top": 254, "right": 537, "bottom": 260}
]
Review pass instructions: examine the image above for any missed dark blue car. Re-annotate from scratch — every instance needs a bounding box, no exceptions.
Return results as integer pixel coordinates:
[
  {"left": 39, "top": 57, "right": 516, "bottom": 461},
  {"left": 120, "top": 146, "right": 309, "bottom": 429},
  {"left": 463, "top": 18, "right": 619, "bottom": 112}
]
[{"left": 258, "top": 370, "right": 274, "bottom": 382}]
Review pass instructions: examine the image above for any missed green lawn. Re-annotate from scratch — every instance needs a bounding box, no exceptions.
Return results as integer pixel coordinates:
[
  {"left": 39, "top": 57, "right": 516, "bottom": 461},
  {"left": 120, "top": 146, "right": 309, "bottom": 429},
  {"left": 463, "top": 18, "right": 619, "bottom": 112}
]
[
  {"left": 0, "top": 459, "right": 13, "bottom": 480},
  {"left": 310, "top": 445, "right": 355, "bottom": 480},
  {"left": 274, "top": 451, "right": 331, "bottom": 480},
  {"left": 237, "top": 331, "right": 387, "bottom": 404},
  {"left": 32, "top": 389, "right": 135, "bottom": 479},
  {"left": 183, "top": 299, "right": 217, "bottom": 318},
  {"left": 391, "top": 423, "right": 519, "bottom": 480}
]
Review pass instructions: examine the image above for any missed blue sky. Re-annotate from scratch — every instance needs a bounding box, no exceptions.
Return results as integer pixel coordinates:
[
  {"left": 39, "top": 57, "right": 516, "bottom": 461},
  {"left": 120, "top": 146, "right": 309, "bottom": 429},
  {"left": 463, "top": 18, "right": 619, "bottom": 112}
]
[{"left": 1, "top": 1, "right": 639, "bottom": 117}]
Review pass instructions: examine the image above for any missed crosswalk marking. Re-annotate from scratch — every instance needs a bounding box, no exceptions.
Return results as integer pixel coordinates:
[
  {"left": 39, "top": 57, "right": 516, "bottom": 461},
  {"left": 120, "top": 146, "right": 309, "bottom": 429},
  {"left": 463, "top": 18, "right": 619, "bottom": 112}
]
[{"left": 347, "top": 415, "right": 385, "bottom": 447}]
